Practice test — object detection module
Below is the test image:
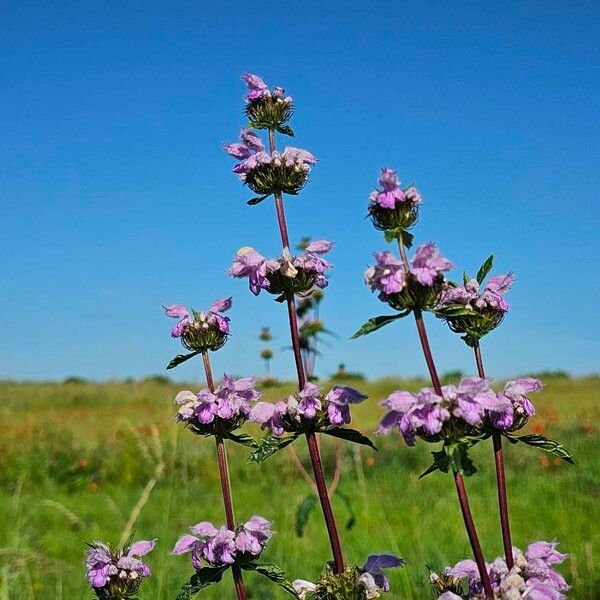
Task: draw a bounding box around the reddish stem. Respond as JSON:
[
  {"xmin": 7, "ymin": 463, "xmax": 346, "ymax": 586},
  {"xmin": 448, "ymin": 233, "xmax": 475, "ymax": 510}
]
[
  {"xmin": 266, "ymin": 129, "xmax": 346, "ymax": 574},
  {"xmin": 396, "ymin": 236, "xmax": 493, "ymax": 598},
  {"xmin": 202, "ymin": 352, "xmax": 247, "ymax": 600},
  {"xmin": 474, "ymin": 341, "xmax": 514, "ymax": 569}
]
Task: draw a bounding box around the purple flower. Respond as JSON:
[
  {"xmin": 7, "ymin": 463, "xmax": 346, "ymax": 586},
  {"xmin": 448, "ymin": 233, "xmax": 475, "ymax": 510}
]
[
  {"xmin": 242, "ymin": 73, "xmax": 269, "ymax": 101},
  {"xmin": 378, "ymin": 378, "xmax": 494, "ymax": 445},
  {"xmin": 163, "ymin": 298, "xmax": 232, "ymax": 339},
  {"xmin": 85, "ymin": 539, "xmax": 155, "ymax": 590},
  {"xmin": 228, "ymin": 247, "xmax": 274, "ymax": 295},
  {"xmin": 364, "ymin": 251, "xmax": 406, "ymax": 297},
  {"xmin": 369, "ymin": 168, "xmax": 422, "ymax": 209},
  {"xmin": 235, "ymin": 516, "xmax": 274, "ymax": 556},
  {"xmin": 297, "ymin": 382, "xmax": 322, "ymax": 419},
  {"xmin": 163, "ymin": 304, "xmax": 192, "ymax": 338},
  {"xmin": 490, "ymin": 377, "xmax": 542, "ymax": 429},
  {"xmin": 361, "ymin": 553, "xmax": 404, "ymax": 592},
  {"xmin": 249, "ymin": 401, "xmax": 288, "ymax": 436},
  {"xmin": 410, "ymin": 242, "xmax": 454, "ymax": 286},
  {"xmin": 325, "ymin": 386, "xmax": 367, "ymax": 425},
  {"xmin": 442, "ymin": 272, "xmax": 515, "ymax": 314},
  {"xmin": 204, "ymin": 526, "xmax": 236, "ymax": 565},
  {"xmin": 240, "ymin": 128, "xmax": 265, "ymax": 152},
  {"xmin": 86, "ymin": 543, "xmax": 116, "ymax": 588}
]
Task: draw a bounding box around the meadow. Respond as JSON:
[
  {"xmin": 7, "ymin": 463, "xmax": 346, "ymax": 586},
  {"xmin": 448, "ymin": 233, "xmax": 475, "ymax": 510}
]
[{"xmin": 0, "ymin": 374, "xmax": 597, "ymax": 599}]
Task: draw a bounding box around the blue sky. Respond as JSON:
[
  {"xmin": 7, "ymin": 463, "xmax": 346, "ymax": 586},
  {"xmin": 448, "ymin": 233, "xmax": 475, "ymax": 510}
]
[{"xmin": 2, "ymin": 1, "xmax": 599, "ymax": 382}]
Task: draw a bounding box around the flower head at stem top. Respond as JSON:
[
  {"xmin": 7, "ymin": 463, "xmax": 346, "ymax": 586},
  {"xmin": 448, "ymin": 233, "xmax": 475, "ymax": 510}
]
[
  {"xmin": 437, "ymin": 254, "xmax": 516, "ymax": 346},
  {"xmin": 224, "ymin": 128, "xmax": 317, "ymax": 201},
  {"xmin": 241, "ymin": 73, "xmax": 294, "ymax": 131},
  {"xmin": 174, "ymin": 375, "xmax": 261, "ymax": 437},
  {"xmin": 368, "ymin": 167, "xmax": 422, "ymax": 236},
  {"xmin": 172, "ymin": 516, "xmax": 274, "ymax": 570},
  {"xmin": 249, "ymin": 382, "xmax": 367, "ymax": 438},
  {"xmin": 364, "ymin": 243, "xmax": 453, "ymax": 312},
  {"xmin": 432, "ymin": 540, "xmax": 569, "ymax": 599},
  {"xmin": 85, "ymin": 539, "xmax": 156, "ymax": 598},
  {"xmin": 228, "ymin": 243, "xmax": 332, "ymax": 299},
  {"xmin": 163, "ymin": 298, "xmax": 232, "ymax": 358}
]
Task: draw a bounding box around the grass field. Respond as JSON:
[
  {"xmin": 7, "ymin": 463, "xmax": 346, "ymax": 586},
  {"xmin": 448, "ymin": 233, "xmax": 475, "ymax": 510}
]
[{"xmin": 0, "ymin": 374, "xmax": 597, "ymax": 599}]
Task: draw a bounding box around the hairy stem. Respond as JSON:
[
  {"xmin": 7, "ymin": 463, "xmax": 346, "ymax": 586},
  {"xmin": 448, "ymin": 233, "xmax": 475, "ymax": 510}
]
[
  {"xmin": 267, "ymin": 128, "xmax": 346, "ymax": 574},
  {"xmin": 202, "ymin": 352, "xmax": 247, "ymax": 600},
  {"xmin": 474, "ymin": 341, "xmax": 514, "ymax": 569},
  {"xmin": 396, "ymin": 236, "xmax": 493, "ymax": 598}
]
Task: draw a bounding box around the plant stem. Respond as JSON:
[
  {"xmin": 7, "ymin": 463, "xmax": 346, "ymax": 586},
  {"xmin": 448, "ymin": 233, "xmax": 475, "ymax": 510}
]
[
  {"xmin": 396, "ymin": 236, "xmax": 493, "ymax": 599},
  {"xmin": 267, "ymin": 129, "xmax": 346, "ymax": 574},
  {"xmin": 473, "ymin": 341, "xmax": 514, "ymax": 570},
  {"xmin": 202, "ymin": 352, "xmax": 247, "ymax": 600}
]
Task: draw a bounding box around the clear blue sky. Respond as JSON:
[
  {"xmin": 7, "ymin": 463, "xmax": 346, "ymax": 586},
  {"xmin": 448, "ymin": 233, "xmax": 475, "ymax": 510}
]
[{"xmin": 2, "ymin": 1, "xmax": 599, "ymax": 382}]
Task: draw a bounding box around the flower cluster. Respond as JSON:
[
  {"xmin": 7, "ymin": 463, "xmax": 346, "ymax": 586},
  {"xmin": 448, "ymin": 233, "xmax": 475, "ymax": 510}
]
[
  {"xmin": 163, "ymin": 298, "xmax": 232, "ymax": 354},
  {"xmin": 433, "ymin": 541, "xmax": 569, "ymax": 599},
  {"xmin": 439, "ymin": 273, "xmax": 516, "ymax": 344},
  {"xmin": 365, "ymin": 243, "xmax": 453, "ymax": 311},
  {"xmin": 368, "ymin": 168, "xmax": 422, "ymax": 233},
  {"xmin": 174, "ymin": 375, "xmax": 261, "ymax": 435},
  {"xmin": 229, "ymin": 242, "xmax": 332, "ymax": 298},
  {"xmin": 85, "ymin": 539, "xmax": 155, "ymax": 599},
  {"xmin": 172, "ymin": 516, "xmax": 274, "ymax": 569},
  {"xmin": 378, "ymin": 377, "xmax": 542, "ymax": 445},
  {"xmin": 378, "ymin": 377, "xmax": 496, "ymax": 445},
  {"xmin": 224, "ymin": 128, "xmax": 317, "ymax": 197},
  {"xmin": 250, "ymin": 382, "xmax": 367, "ymax": 437},
  {"xmin": 292, "ymin": 554, "xmax": 404, "ymax": 599},
  {"xmin": 485, "ymin": 378, "xmax": 540, "ymax": 432},
  {"xmin": 242, "ymin": 73, "xmax": 294, "ymax": 130}
]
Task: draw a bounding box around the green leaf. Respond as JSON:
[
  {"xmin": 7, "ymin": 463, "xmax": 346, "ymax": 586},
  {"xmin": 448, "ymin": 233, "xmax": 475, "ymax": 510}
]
[
  {"xmin": 246, "ymin": 562, "xmax": 300, "ymax": 597},
  {"xmin": 295, "ymin": 494, "xmax": 317, "ymax": 537},
  {"xmin": 463, "ymin": 271, "xmax": 470, "ymax": 285},
  {"xmin": 276, "ymin": 125, "xmax": 295, "ymax": 137},
  {"xmin": 419, "ymin": 448, "xmax": 450, "ymax": 478},
  {"xmin": 248, "ymin": 433, "xmax": 300, "ymax": 463},
  {"xmin": 476, "ymin": 255, "xmax": 494, "ymax": 284},
  {"xmin": 247, "ymin": 194, "xmax": 269, "ymax": 206},
  {"xmin": 175, "ymin": 566, "xmax": 228, "ymax": 600},
  {"xmin": 400, "ymin": 229, "xmax": 414, "ymax": 249},
  {"xmin": 322, "ymin": 427, "xmax": 377, "ymax": 451},
  {"xmin": 222, "ymin": 431, "xmax": 256, "ymax": 448},
  {"xmin": 503, "ymin": 433, "xmax": 575, "ymax": 464},
  {"xmin": 334, "ymin": 489, "xmax": 357, "ymax": 530},
  {"xmin": 167, "ymin": 351, "xmax": 200, "ymax": 370},
  {"xmin": 434, "ymin": 304, "xmax": 476, "ymax": 318},
  {"xmin": 350, "ymin": 312, "xmax": 409, "ymax": 339},
  {"xmin": 383, "ymin": 228, "xmax": 414, "ymax": 248}
]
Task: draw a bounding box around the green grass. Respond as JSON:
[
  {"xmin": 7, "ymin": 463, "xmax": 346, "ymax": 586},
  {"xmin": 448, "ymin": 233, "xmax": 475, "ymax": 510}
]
[{"xmin": 0, "ymin": 375, "xmax": 597, "ymax": 599}]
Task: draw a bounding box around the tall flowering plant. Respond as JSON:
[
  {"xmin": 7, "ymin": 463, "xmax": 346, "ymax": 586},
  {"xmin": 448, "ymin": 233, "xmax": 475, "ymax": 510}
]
[
  {"xmin": 435, "ymin": 255, "xmax": 574, "ymax": 572},
  {"xmin": 163, "ymin": 297, "xmax": 279, "ymax": 600},
  {"xmin": 225, "ymin": 73, "xmax": 402, "ymax": 597},
  {"xmin": 353, "ymin": 168, "xmax": 573, "ymax": 599}
]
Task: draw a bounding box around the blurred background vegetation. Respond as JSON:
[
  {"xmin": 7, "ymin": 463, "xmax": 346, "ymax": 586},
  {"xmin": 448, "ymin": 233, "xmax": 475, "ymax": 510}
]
[{"xmin": 0, "ymin": 374, "xmax": 597, "ymax": 598}]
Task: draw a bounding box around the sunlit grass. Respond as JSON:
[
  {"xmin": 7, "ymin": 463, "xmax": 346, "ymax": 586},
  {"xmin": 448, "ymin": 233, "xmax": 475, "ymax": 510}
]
[{"xmin": 0, "ymin": 375, "xmax": 597, "ymax": 598}]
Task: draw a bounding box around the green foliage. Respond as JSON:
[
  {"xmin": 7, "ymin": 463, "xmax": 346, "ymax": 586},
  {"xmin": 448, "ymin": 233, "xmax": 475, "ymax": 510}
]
[
  {"xmin": 248, "ymin": 433, "xmax": 301, "ymax": 463},
  {"xmin": 295, "ymin": 494, "xmax": 318, "ymax": 537},
  {"xmin": 503, "ymin": 432, "xmax": 575, "ymax": 464},
  {"xmin": 321, "ymin": 427, "xmax": 377, "ymax": 451},
  {"xmin": 176, "ymin": 566, "xmax": 228, "ymax": 599},
  {"xmin": 476, "ymin": 254, "xmax": 494, "ymax": 284},
  {"xmin": 0, "ymin": 378, "xmax": 596, "ymax": 599},
  {"xmin": 166, "ymin": 351, "xmax": 200, "ymax": 370},
  {"xmin": 350, "ymin": 313, "xmax": 409, "ymax": 339}
]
